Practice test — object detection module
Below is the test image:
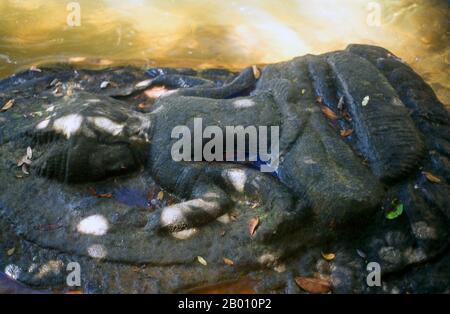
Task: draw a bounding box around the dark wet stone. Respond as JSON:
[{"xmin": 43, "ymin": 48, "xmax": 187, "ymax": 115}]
[{"xmin": 0, "ymin": 44, "xmax": 449, "ymax": 293}]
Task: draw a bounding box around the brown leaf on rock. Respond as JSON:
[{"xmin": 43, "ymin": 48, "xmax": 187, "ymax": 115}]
[
  {"xmin": 248, "ymin": 217, "xmax": 260, "ymax": 236},
  {"xmin": 88, "ymin": 187, "xmax": 113, "ymax": 198},
  {"xmin": 1, "ymin": 99, "xmax": 14, "ymax": 112},
  {"xmin": 342, "ymin": 110, "xmax": 352, "ymax": 121},
  {"xmin": 157, "ymin": 191, "xmax": 164, "ymax": 200},
  {"xmin": 295, "ymin": 276, "xmax": 332, "ymax": 294},
  {"xmin": 340, "ymin": 129, "xmax": 354, "ymax": 137},
  {"xmin": 223, "ymin": 257, "xmax": 234, "ymax": 266},
  {"xmin": 422, "ymin": 171, "xmax": 441, "ymax": 183},
  {"xmin": 321, "ymin": 106, "xmax": 339, "ymax": 121}
]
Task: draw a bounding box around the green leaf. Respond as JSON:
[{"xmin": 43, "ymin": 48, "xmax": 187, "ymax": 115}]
[{"xmin": 386, "ymin": 203, "xmax": 404, "ymax": 220}]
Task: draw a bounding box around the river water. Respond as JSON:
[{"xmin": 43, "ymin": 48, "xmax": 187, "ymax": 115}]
[{"xmin": 0, "ymin": 0, "xmax": 448, "ymax": 106}]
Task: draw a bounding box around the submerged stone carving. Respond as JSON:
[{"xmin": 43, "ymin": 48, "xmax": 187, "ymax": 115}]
[{"xmin": 0, "ymin": 45, "xmax": 448, "ymax": 293}]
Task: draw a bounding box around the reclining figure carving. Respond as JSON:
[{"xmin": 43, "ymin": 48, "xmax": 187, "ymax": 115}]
[{"xmin": 11, "ymin": 44, "xmax": 444, "ymax": 243}]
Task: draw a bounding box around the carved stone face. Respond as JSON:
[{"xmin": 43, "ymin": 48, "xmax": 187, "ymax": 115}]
[{"xmin": 31, "ymin": 92, "xmax": 151, "ymax": 182}]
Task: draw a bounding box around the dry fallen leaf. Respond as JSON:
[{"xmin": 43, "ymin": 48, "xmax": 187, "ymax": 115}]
[
  {"xmin": 295, "ymin": 276, "xmax": 332, "ymax": 294},
  {"xmin": 88, "ymin": 187, "xmax": 113, "ymax": 198},
  {"xmin": 137, "ymin": 103, "xmax": 146, "ymax": 109},
  {"xmin": 362, "ymin": 96, "xmax": 370, "ymax": 107},
  {"xmin": 252, "ymin": 65, "xmax": 261, "ymax": 79},
  {"xmin": 223, "ymin": 258, "xmax": 234, "ymax": 266},
  {"xmin": 422, "ymin": 171, "xmax": 441, "ymax": 183},
  {"xmin": 197, "ymin": 256, "xmax": 208, "ymax": 266},
  {"xmin": 248, "ymin": 217, "xmax": 260, "ymax": 236},
  {"xmin": 1, "ymin": 99, "xmax": 14, "ymax": 112},
  {"xmin": 321, "ymin": 106, "xmax": 339, "ymax": 121},
  {"xmin": 340, "ymin": 129, "xmax": 354, "ymax": 137},
  {"xmin": 157, "ymin": 191, "xmax": 164, "ymax": 200},
  {"xmin": 7, "ymin": 248, "xmax": 15, "ymax": 256},
  {"xmin": 342, "ymin": 110, "xmax": 352, "ymax": 122},
  {"xmin": 316, "ymin": 96, "xmax": 323, "ymax": 104},
  {"xmin": 321, "ymin": 252, "xmax": 336, "ymax": 261}
]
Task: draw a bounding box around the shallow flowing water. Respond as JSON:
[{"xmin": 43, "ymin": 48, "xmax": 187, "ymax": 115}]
[{"xmin": 0, "ymin": 0, "xmax": 448, "ymax": 105}]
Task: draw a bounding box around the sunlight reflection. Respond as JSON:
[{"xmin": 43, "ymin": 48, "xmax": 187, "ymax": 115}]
[
  {"xmin": 77, "ymin": 214, "xmax": 109, "ymax": 236},
  {"xmin": 88, "ymin": 116, "xmax": 124, "ymax": 136},
  {"xmin": 222, "ymin": 169, "xmax": 247, "ymax": 193},
  {"xmin": 53, "ymin": 114, "xmax": 83, "ymax": 139},
  {"xmin": 171, "ymin": 228, "xmax": 198, "ymax": 240}
]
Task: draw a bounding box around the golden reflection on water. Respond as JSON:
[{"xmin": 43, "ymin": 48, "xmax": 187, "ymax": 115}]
[{"xmin": 0, "ymin": 0, "xmax": 448, "ymax": 105}]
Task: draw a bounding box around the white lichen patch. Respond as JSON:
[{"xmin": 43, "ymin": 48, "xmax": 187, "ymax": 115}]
[{"xmin": 232, "ymin": 99, "xmax": 255, "ymax": 108}]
